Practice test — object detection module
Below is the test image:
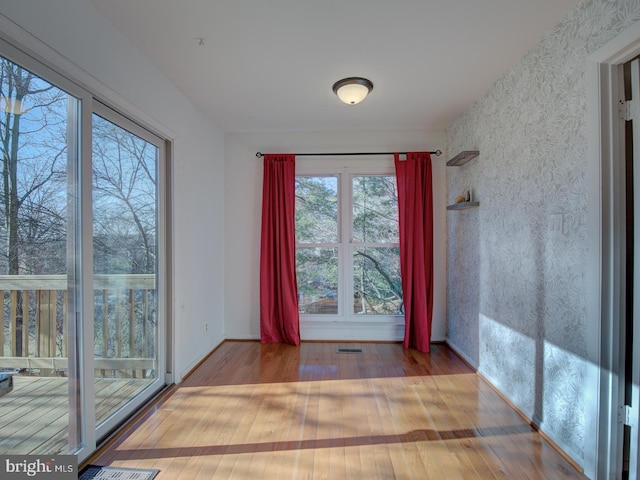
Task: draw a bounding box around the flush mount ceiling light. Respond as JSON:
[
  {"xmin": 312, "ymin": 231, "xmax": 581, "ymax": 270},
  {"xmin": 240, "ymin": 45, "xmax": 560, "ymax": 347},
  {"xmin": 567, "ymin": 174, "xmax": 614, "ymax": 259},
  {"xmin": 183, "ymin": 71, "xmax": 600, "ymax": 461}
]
[{"xmin": 332, "ymin": 77, "xmax": 373, "ymax": 105}]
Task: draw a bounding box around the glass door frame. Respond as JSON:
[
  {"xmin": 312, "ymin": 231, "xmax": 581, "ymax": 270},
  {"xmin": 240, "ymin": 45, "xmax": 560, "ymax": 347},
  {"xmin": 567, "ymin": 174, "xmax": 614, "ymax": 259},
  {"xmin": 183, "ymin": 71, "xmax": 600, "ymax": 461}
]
[
  {"xmin": 91, "ymin": 101, "xmax": 168, "ymax": 444},
  {"xmin": 0, "ymin": 34, "xmax": 171, "ymax": 464},
  {"xmin": 0, "ymin": 34, "xmax": 93, "ymax": 461}
]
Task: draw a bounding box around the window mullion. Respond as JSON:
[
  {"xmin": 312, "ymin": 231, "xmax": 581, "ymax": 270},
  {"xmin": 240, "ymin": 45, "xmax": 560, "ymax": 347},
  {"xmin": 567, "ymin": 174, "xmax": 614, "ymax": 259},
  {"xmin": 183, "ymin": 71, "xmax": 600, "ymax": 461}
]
[
  {"xmin": 352, "ymin": 242, "xmax": 399, "ymax": 248},
  {"xmin": 296, "ymin": 242, "xmax": 340, "ymax": 248},
  {"xmin": 342, "ymin": 172, "xmax": 354, "ymax": 319}
]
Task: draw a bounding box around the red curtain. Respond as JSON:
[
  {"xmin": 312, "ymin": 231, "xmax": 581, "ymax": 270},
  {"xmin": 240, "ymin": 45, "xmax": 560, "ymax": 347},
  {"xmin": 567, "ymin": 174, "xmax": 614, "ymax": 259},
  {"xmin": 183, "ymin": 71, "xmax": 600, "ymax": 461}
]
[
  {"xmin": 260, "ymin": 154, "xmax": 300, "ymax": 346},
  {"xmin": 394, "ymin": 152, "xmax": 434, "ymax": 353}
]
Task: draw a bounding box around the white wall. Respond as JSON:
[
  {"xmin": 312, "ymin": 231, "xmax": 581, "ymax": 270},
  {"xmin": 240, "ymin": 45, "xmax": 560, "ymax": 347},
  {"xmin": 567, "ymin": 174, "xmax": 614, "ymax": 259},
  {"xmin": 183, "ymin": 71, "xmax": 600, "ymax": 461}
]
[
  {"xmin": 225, "ymin": 130, "xmax": 447, "ymax": 342},
  {"xmin": 0, "ymin": 0, "xmax": 226, "ymax": 382}
]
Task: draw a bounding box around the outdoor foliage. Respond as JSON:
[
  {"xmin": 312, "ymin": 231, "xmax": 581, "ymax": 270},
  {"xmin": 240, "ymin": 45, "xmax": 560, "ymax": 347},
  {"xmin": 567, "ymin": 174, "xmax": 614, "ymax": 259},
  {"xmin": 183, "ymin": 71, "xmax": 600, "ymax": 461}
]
[
  {"xmin": 92, "ymin": 113, "xmax": 157, "ymax": 276},
  {"xmin": 0, "ymin": 56, "xmax": 158, "ymax": 368},
  {"xmin": 0, "ymin": 57, "xmax": 68, "ymax": 277},
  {"xmin": 295, "ymin": 174, "xmax": 403, "ymax": 316}
]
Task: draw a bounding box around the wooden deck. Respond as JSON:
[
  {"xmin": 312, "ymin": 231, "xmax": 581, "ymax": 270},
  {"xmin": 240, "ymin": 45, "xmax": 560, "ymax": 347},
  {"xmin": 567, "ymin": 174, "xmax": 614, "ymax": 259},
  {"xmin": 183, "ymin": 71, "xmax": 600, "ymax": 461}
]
[
  {"xmin": 93, "ymin": 342, "xmax": 586, "ymax": 479},
  {"xmin": 0, "ymin": 375, "xmax": 153, "ymax": 455}
]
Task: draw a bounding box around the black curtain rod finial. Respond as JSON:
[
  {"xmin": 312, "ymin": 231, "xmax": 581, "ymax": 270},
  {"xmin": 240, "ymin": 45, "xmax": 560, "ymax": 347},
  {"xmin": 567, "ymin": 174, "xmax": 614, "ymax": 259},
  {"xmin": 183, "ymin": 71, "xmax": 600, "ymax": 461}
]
[{"xmin": 256, "ymin": 150, "xmax": 441, "ymax": 158}]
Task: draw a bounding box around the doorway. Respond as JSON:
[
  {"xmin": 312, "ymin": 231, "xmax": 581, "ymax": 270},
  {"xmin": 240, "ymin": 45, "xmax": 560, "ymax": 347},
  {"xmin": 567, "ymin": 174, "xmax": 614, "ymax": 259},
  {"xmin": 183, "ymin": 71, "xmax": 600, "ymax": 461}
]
[
  {"xmin": 0, "ymin": 36, "xmax": 170, "ymax": 463},
  {"xmin": 587, "ymin": 23, "xmax": 640, "ymax": 480}
]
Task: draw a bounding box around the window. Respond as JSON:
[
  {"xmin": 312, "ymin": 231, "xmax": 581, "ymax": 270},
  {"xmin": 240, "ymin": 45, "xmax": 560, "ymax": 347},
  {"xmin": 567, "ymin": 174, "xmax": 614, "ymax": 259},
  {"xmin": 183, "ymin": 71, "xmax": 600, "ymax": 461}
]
[
  {"xmin": 295, "ymin": 171, "xmax": 402, "ymax": 320},
  {"xmin": 296, "ymin": 176, "xmax": 339, "ymax": 314},
  {"xmin": 351, "ymin": 176, "xmax": 402, "ymax": 315}
]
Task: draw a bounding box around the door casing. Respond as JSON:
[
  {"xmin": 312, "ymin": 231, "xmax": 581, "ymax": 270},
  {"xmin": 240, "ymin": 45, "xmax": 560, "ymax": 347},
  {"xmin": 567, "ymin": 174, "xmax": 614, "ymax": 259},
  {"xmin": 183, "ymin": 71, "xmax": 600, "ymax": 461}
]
[{"xmin": 587, "ymin": 19, "xmax": 640, "ymax": 480}]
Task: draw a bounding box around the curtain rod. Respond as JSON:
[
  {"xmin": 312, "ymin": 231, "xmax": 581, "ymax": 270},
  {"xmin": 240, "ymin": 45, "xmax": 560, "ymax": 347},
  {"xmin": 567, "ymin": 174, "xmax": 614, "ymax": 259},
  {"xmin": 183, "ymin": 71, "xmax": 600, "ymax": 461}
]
[{"xmin": 255, "ymin": 150, "xmax": 442, "ymax": 158}]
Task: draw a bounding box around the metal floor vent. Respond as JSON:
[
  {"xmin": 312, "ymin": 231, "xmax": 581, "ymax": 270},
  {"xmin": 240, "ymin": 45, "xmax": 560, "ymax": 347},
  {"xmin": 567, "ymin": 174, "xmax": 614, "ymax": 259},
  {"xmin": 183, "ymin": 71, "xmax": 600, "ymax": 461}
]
[{"xmin": 336, "ymin": 347, "xmax": 363, "ymax": 354}]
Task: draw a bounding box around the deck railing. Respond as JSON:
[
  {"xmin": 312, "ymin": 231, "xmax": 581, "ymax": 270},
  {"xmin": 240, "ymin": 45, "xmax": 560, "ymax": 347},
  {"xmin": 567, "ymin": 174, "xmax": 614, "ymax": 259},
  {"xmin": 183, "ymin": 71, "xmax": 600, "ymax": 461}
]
[{"xmin": 0, "ymin": 274, "xmax": 156, "ymax": 379}]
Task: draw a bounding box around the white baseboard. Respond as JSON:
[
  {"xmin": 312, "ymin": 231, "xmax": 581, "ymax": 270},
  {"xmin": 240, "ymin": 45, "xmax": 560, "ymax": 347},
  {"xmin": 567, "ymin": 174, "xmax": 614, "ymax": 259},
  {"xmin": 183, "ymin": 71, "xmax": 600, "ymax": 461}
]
[
  {"xmin": 445, "ymin": 339, "xmax": 583, "ymax": 472},
  {"xmin": 178, "ymin": 333, "xmax": 225, "ymax": 381},
  {"xmin": 445, "ymin": 338, "xmax": 479, "ymax": 370}
]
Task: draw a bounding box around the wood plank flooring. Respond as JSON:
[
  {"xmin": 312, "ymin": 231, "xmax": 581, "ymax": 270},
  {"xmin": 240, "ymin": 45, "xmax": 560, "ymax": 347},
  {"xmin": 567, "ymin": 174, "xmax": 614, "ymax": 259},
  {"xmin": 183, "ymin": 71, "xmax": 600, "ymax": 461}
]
[
  {"xmin": 93, "ymin": 342, "xmax": 586, "ymax": 479},
  {"xmin": 0, "ymin": 375, "xmax": 152, "ymax": 455}
]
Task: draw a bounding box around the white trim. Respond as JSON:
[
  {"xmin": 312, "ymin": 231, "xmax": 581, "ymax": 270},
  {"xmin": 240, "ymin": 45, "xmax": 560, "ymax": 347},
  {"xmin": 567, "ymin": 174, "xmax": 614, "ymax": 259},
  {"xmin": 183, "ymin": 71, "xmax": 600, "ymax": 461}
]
[
  {"xmin": 178, "ymin": 333, "xmax": 225, "ymax": 382},
  {"xmin": 586, "ymin": 17, "xmax": 640, "ymax": 480},
  {"xmin": 296, "ymin": 166, "xmax": 402, "ymax": 337},
  {"xmin": 79, "ymin": 85, "xmax": 96, "ymax": 463},
  {"xmin": 0, "ymin": 13, "xmax": 178, "ymax": 142},
  {"xmin": 631, "ymin": 58, "xmax": 640, "ymax": 480},
  {"xmin": 166, "ymin": 141, "xmax": 176, "ymax": 385},
  {"xmin": 301, "ymin": 320, "xmax": 404, "ymax": 341},
  {"xmin": 295, "ymin": 158, "xmax": 395, "ymax": 176},
  {"xmin": 447, "ymin": 338, "xmax": 584, "ymax": 470},
  {"xmin": 445, "ymin": 338, "xmax": 478, "ymax": 370}
]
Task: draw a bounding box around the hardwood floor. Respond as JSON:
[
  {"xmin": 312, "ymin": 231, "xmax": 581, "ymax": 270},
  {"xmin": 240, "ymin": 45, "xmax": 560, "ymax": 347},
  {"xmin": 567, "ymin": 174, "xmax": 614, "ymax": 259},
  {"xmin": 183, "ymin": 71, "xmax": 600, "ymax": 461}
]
[
  {"xmin": 93, "ymin": 341, "xmax": 586, "ymax": 479},
  {"xmin": 0, "ymin": 376, "xmax": 152, "ymax": 455}
]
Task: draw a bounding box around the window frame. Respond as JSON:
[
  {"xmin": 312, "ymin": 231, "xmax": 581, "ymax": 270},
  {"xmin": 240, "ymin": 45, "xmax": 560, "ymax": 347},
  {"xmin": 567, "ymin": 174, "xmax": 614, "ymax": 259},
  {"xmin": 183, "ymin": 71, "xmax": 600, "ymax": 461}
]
[
  {"xmin": 349, "ymin": 174, "xmax": 402, "ymax": 317},
  {"xmin": 295, "ymin": 159, "xmax": 404, "ymax": 329}
]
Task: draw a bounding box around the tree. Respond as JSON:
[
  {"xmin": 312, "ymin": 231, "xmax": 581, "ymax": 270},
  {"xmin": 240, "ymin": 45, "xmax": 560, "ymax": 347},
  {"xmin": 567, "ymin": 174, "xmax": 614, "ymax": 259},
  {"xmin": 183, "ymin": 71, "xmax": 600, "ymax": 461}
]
[
  {"xmin": 0, "ymin": 58, "xmax": 68, "ymax": 354},
  {"xmin": 352, "ymin": 176, "xmax": 402, "ymax": 314},
  {"xmin": 92, "ymin": 114, "xmax": 157, "ymax": 275},
  {"xmin": 0, "ymin": 55, "xmax": 159, "ymax": 367},
  {"xmin": 294, "ymin": 174, "xmax": 403, "ymax": 315},
  {"xmin": 92, "ymin": 114, "xmax": 158, "ymax": 364},
  {"xmin": 295, "ymin": 176, "xmax": 339, "ymax": 312}
]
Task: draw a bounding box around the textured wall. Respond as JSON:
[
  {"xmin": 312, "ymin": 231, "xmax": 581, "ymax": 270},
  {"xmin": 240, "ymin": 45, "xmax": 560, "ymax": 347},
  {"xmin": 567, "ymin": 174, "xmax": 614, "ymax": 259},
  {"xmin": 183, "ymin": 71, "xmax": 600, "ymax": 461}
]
[{"xmin": 446, "ymin": 0, "xmax": 640, "ymax": 463}]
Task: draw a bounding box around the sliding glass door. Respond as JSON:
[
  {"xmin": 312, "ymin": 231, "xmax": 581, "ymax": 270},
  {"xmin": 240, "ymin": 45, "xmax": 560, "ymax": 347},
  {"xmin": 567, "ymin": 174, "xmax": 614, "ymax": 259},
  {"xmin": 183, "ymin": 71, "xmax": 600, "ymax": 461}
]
[
  {"xmin": 0, "ymin": 38, "xmax": 169, "ymax": 461},
  {"xmin": 92, "ymin": 105, "xmax": 166, "ymax": 438},
  {"xmin": 0, "ymin": 51, "xmax": 83, "ymax": 455}
]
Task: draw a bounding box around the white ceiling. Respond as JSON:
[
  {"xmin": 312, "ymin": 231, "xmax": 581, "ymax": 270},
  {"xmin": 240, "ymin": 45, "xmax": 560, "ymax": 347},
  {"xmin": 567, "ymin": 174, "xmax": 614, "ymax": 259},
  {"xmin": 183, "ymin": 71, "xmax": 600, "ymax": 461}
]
[{"xmin": 91, "ymin": 0, "xmax": 580, "ymax": 134}]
